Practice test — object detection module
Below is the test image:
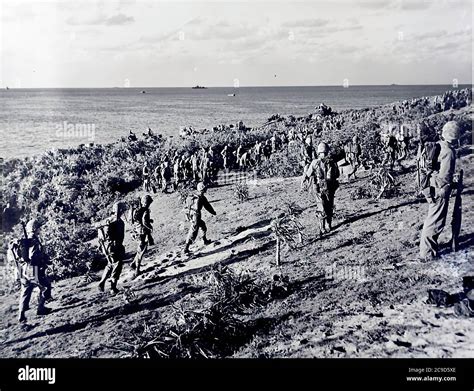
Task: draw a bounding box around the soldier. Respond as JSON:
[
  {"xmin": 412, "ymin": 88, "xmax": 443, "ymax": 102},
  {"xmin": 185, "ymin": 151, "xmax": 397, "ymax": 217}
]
[
  {"xmin": 142, "ymin": 162, "xmax": 151, "ymax": 192},
  {"xmin": 97, "ymin": 202, "xmax": 126, "ymax": 294},
  {"xmin": 191, "ymin": 152, "xmax": 199, "ymax": 181},
  {"xmin": 344, "ymin": 135, "xmax": 362, "ymax": 181},
  {"xmin": 416, "ymin": 122, "xmax": 440, "ymax": 202},
  {"xmin": 302, "ymin": 142, "xmax": 340, "ymax": 234},
  {"xmin": 419, "ymin": 121, "xmax": 460, "ymax": 261},
  {"xmin": 130, "ymin": 194, "xmax": 154, "ymax": 276},
  {"xmin": 271, "ymin": 133, "xmax": 278, "ymax": 153},
  {"xmin": 221, "ymin": 145, "xmax": 230, "ymax": 170},
  {"xmin": 301, "ymin": 135, "xmax": 314, "ymax": 174},
  {"xmin": 254, "ymin": 141, "xmax": 262, "ymax": 165},
  {"xmin": 183, "ymin": 182, "xmax": 216, "ymax": 254},
  {"xmin": 235, "ymin": 143, "xmax": 243, "ymax": 166},
  {"xmin": 173, "ymin": 156, "xmax": 181, "ymax": 191},
  {"xmin": 153, "ymin": 163, "xmax": 162, "ymax": 190},
  {"xmin": 14, "ymin": 219, "xmax": 52, "ymax": 323},
  {"xmin": 381, "ymin": 129, "xmax": 398, "ymax": 170},
  {"xmin": 263, "ymin": 140, "xmax": 272, "ymax": 160},
  {"xmin": 239, "ymin": 150, "xmax": 250, "ymax": 169},
  {"xmin": 161, "ymin": 160, "xmax": 172, "ymax": 193}
]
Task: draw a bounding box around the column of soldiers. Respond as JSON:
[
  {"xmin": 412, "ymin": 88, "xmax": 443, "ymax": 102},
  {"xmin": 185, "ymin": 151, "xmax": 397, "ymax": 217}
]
[
  {"xmin": 9, "ymin": 118, "xmax": 464, "ymax": 324},
  {"xmin": 139, "ymin": 133, "xmax": 288, "ymax": 192}
]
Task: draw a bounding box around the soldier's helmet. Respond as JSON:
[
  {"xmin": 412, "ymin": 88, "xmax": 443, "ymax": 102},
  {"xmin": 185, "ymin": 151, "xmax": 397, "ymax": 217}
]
[
  {"xmin": 112, "ymin": 202, "xmax": 126, "ymax": 215},
  {"xmin": 317, "ymin": 142, "xmax": 329, "ymax": 154},
  {"xmin": 305, "ymin": 136, "xmax": 312, "ymax": 144},
  {"xmin": 197, "ymin": 182, "xmax": 206, "ymax": 192},
  {"xmin": 26, "ymin": 218, "xmax": 42, "ymax": 233},
  {"xmin": 441, "ymin": 121, "xmax": 460, "ymax": 143},
  {"xmin": 141, "ymin": 194, "xmax": 153, "ymax": 206}
]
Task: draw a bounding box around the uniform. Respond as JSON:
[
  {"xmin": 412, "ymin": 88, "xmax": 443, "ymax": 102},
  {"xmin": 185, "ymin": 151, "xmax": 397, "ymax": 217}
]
[
  {"xmin": 17, "ymin": 234, "xmax": 52, "ymax": 322},
  {"xmin": 344, "ymin": 139, "xmax": 361, "ymax": 179},
  {"xmin": 142, "ymin": 164, "xmax": 151, "ymax": 192},
  {"xmin": 184, "ymin": 186, "xmax": 216, "ymax": 252},
  {"xmin": 305, "ymin": 156, "xmax": 340, "ymax": 232},
  {"xmin": 98, "ymin": 217, "xmax": 125, "ymax": 293},
  {"xmin": 419, "ymin": 139, "xmax": 456, "ymax": 258},
  {"xmin": 131, "ymin": 196, "xmax": 153, "ymax": 275}
]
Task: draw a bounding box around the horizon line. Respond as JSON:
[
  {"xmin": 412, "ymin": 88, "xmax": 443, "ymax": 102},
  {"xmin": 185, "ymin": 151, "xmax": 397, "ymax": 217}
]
[{"xmin": 2, "ymin": 83, "xmax": 472, "ymax": 90}]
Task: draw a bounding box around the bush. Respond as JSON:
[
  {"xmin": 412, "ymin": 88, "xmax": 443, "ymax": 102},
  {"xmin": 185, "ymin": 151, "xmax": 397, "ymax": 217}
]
[
  {"xmin": 233, "ymin": 183, "xmax": 249, "ymax": 202},
  {"xmin": 257, "ymin": 149, "xmax": 302, "ymax": 179}
]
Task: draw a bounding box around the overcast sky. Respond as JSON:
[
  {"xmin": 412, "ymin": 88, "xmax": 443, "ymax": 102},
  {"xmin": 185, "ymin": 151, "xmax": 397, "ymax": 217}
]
[{"xmin": 1, "ymin": 0, "xmax": 472, "ymax": 87}]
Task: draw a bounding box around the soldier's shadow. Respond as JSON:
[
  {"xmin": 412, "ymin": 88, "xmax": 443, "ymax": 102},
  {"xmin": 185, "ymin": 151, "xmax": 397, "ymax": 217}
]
[
  {"xmin": 438, "ymin": 232, "xmax": 474, "ymax": 255},
  {"xmin": 331, "ymin": 199, "xmax": 422, "ymax": 230},
  {"xmin": 5, "ymin": 285, "xmax": 203, "ymax": 346}
]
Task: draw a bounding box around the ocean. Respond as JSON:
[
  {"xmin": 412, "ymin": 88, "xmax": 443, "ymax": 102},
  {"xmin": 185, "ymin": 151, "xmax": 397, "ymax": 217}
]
[{"xmin": 0, "ymin": 85, "xmax": 468, "ymax": 159}]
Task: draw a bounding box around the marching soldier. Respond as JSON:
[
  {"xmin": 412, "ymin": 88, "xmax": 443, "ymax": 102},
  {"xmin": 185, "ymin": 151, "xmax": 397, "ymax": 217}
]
[
  {"xmin": 183, "ymin": 182, "xmax": 216, "ymax": 254},
  {"xmin": 12, "ymin": 219, "xmax": 52, "ymax": 323},
  {"xmin": 381, "ymin": 128, "xmax": 398, "ymax": 170},
  {"xmin": 131, "ymin": 194, "xmax": 154, "ymax": 276},
  {"xmin": 96, "ymin": 202, "xmax": 126, "ymax": 294},
  {"xmin": 419, "ymin": 121, "xmax": 460, "ymax": 261},
  {"xmin": 221, "ymin": 145, "xmax": 231, "ymax": 170},
  {"xmin": 161, "ymin": 159, "xmax": 172, "ymax": 193},
  {"xmin": 301, "ymin": 135, "xmax": 314, "ymax": 174},
  {"xmin": 302, "ymin": 142, "xmax": 340, "ymax": 234},
  {"xmin": 344, "ymin": 135, "xmax": 362, "ymax": 181},
  {"xmin": 142, "ymin": 162, "xmax": 151, "ymax": 192}
]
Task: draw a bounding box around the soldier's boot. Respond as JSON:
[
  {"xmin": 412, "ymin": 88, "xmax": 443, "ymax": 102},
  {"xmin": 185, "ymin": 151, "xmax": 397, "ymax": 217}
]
[
  {"xmin": 319, "ymin": 218, "xmax": 328, "ymax": 235},
  {"xmin": 134, "ymin": 265, "xmax": 141, "ymax": 277},
  {"xmin": 37, "ymin": 306, "xmax": 52, "ymax": 316},
  {"xmin": 183, "ymin": 242, "xmax": 191, "ymax": 255},
  {"xmin": 98, "ymin": 280, "xmax": 106, "ymax": 292},
  {"xmin": 202, "ymin": 235, "xmax": 211, "ymax": 246},
  {"xmin": 18, "ymin": 312, "xmax": 27, "ymax": 323},
  {"xmin": 110, "ymin": 281, "xmax": 120, "ymax": 295}
]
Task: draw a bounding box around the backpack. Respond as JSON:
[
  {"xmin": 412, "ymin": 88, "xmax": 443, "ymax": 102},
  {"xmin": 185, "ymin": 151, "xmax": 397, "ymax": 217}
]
[
  {"xmin": 7, "ymin": 238, "xmax": 40, "ymax": 282},
  {"xmin": 131, "ymin": 206, "xmax": 147, "ymax": 234},
  {"xmin": 184, "ymin": 193, "xmax": 200, "ymax": 221},
  {"xmin": 326, "ymin": 159, "xmax": 340, "ymax": 182},
  {"xmin": 420, "ymin": 141, "xmax": 441, "ymax": 190}
]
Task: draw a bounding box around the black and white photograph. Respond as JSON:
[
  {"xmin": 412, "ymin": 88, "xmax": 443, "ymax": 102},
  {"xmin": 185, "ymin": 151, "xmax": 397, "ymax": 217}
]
[{"xmin": 0, "ymin": 0, "xmax": 472, "ymax": 388}]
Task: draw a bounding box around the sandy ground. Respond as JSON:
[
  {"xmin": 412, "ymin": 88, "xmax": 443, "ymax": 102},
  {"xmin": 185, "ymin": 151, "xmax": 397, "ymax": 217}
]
[{"xmin": 0, "ymin": 155, "xmax": 473, "ymax": 358}]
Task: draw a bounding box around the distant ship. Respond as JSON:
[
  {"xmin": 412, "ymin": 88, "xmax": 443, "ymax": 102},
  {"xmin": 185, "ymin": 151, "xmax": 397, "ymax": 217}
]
[
  {"xmin": 141, "ymin": 90, "xmax": 146, "ymax": 93},
  {"xmin": 390, "ymin": 84, "xmax": 398, "ymax": 86},
  {"xmin": 192, "ymin": 85, "xmax": 207, "ymax": 89},
  {"xmin": 227, "ymin": 93, "xmax": 236, "ymax": 97}
]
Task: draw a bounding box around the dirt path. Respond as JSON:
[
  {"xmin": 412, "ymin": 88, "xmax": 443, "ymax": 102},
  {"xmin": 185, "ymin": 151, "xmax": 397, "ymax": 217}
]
[{"xmin": 0, "ymin": 156, "xmax": 473, "ymax": 358}]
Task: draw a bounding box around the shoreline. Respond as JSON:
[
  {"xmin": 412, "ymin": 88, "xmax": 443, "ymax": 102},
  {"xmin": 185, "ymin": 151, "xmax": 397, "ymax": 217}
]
[
  {"xmin": 1, "ymin": 86, "xmax": 471, "ymax": 164},
  {"xmin": 0, "ymin": 87, "xmax": 471, "ymax": 282}
]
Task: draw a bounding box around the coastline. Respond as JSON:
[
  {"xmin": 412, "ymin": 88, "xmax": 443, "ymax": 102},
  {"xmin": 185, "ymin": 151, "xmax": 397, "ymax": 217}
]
[
  {"xmin": 1, "ymin": 87, "xmax": 471, "ymax": 277},
  {"xmin": 0, "ymin": 87, "xmax": 472, "ymax": 359}
]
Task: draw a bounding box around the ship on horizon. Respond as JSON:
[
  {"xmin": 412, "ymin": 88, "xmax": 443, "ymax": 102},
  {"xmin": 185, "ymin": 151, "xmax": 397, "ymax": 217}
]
[{"xmin": 192, "ymin": 85, "xmax": 207, "ymax": 89}]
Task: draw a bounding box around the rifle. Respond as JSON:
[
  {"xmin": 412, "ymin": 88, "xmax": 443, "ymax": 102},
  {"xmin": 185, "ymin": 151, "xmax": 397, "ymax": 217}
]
[
  {"xmin": 19, "ymin": 221, "xmax": 42, "ymax": 283},
  {"xmin": 450, "ymin": 169, "xmax": 463, "ymax": 252},
  {"xmin": 97, "ymin": 224, "xmax": 115, "ymax": 265}
]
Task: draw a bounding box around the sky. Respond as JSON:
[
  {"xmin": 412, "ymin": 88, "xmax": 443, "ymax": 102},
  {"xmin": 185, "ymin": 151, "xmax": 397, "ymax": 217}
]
[{"xmin": 0, "ymin": 0, "xmax": 472, "ymax": 87}]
